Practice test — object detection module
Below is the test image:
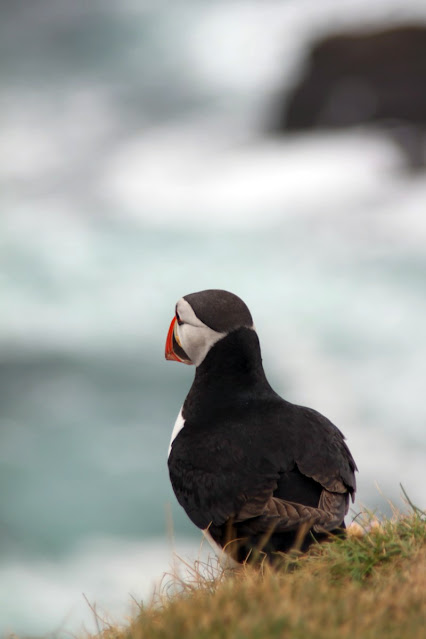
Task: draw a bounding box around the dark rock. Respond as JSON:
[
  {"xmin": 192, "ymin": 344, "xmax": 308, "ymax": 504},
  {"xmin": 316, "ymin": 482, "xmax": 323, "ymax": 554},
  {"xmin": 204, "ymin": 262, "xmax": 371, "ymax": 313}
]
[{"xmin": 271, "ymin": 25, "xmax": 426, "ymax": 169}]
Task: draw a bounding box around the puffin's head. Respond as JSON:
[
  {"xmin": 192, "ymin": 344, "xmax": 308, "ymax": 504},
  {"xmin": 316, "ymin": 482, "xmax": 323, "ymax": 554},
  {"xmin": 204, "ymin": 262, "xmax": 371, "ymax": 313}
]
[{"xmin": 165, "ymin": 289, "xmax": 254, "ymax": 367}]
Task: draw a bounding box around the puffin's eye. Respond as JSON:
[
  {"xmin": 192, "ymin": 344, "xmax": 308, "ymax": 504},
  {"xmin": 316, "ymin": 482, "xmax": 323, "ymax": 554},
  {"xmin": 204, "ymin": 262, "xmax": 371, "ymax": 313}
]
[{"xmin": 176, "ymin": 311, "xmax": 183, "ymax": 326}]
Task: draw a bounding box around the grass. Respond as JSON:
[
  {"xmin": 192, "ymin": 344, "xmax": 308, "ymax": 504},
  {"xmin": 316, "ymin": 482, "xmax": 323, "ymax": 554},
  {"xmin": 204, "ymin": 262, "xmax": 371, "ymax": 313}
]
[{"xmin": 90, "ymin": 500, "xmax": 425, "ymax": 639}]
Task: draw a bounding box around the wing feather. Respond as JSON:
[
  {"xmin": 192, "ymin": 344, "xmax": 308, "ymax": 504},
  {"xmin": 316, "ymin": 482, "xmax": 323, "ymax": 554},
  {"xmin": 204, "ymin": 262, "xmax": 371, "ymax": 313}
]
[
  {"xmin": 294, "ymin": 407, "xmax": 357, "ymax": 500},
  {"xmin": 169, "ymin": 401, "xmax": 357, "ymax": 533}
]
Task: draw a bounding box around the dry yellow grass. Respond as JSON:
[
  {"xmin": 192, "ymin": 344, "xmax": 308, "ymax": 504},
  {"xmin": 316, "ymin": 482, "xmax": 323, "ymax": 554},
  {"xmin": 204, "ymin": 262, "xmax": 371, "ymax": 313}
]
[{"xmin": 92, "ymin": 507, "xmax": 425, "ymax": 639}]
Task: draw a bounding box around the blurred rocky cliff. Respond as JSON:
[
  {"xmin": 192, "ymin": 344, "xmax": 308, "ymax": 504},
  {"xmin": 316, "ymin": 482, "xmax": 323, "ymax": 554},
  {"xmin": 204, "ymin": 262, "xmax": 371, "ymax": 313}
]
[{"xmin": 271, "ymin": 25, "xmax": 426, "ymax": 170}]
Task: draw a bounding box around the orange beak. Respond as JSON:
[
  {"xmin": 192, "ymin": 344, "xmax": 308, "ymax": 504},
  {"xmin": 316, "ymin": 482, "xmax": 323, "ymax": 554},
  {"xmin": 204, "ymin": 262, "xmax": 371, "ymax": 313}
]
[{"xmin": 165, "ymin": 317, "xmax": 193, "ymax": 364}]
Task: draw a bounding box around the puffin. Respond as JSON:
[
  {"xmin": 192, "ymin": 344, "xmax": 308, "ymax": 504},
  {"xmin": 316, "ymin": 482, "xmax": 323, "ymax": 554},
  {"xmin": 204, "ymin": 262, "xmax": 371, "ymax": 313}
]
[{"xmin": 165, "ymin": 289, "xmax": 357, "ymax": 562}]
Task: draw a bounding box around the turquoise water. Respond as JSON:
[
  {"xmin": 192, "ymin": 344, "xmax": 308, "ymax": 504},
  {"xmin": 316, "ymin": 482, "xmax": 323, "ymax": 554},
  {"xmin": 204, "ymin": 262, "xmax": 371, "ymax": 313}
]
[{"xmin": 1, "ymin": 1, "xmax": 426, "ymax": 635}]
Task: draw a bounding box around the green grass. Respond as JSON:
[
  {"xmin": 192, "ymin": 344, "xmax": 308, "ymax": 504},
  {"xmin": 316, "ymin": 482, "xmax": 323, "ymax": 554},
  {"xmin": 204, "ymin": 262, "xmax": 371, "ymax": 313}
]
[{"xmin": 91, "ymin": 504, "xmax": 425, "ymax": 639}]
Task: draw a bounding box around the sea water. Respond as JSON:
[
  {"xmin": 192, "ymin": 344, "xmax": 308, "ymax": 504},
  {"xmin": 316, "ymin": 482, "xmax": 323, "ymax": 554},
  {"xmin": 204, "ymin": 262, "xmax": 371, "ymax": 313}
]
[{"xmin": 1, "ymin": 1, "xmax": 426, "ymax": 635}]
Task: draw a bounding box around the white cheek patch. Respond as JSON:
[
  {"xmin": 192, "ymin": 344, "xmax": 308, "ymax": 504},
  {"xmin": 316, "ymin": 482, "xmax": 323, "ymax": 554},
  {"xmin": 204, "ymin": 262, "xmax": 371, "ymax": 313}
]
[
  {"xmin": 175, "ymin": 298, "xmax": 226, "ymax": 367},
  {"xmin": 168, "ymin": 408, "xmax": 185, "ymax": 458},
  {"xmin": 176, "ymin": 298, "xmax": 205, "ymax": 327},
  {"xmin": 179, "ymin": 323, "xmax": 225, "ymax": 367}
]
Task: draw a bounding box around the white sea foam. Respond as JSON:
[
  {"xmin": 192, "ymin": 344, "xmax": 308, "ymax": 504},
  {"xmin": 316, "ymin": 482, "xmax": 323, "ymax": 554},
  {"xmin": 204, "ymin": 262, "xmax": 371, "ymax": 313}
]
[
  {"xmin": 1, "ymin": 2, "xmax": 426, "ymax": 636},
  {"xmin": 0, "ymin": 536, "xmax": 207, "ymax": 637}
]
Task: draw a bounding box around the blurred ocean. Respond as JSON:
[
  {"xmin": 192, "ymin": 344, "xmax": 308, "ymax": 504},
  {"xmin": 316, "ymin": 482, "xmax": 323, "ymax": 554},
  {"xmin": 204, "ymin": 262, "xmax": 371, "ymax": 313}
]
[{"xmin": 1, "ymin": 0, "xmax": 426, "ymax": 635}]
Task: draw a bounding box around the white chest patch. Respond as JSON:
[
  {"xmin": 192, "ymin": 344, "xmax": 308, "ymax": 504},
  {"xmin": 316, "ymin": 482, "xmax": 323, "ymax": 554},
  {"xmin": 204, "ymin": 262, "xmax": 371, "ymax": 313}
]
[
  {"xmin": 168, "ymin": 408, "xmax": 185, "ymax": 457},
  {"xmin": 202, "ymin": 529, "xmax": 240, "ymax": 569}
]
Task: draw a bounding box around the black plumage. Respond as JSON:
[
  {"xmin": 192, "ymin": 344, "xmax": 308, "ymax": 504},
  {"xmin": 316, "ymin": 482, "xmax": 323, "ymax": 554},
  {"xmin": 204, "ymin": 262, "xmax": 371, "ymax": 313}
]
[{"xmin": 166, "ymin": 291, "xmax": 357, "ymax": 562}]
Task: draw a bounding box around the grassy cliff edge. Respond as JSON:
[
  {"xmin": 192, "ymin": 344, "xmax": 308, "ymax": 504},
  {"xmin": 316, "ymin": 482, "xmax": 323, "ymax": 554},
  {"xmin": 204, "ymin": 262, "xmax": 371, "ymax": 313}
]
[{"xmin": 92, "ymin": 506, "xmax": 425, "ymax": 639}]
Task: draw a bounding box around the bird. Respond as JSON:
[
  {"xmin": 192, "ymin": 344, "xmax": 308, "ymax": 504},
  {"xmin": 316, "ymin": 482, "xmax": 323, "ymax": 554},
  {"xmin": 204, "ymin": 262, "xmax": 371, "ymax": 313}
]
[{"xmin": 165, "ymin": 289, "xmax": 357, "ymax": 563}]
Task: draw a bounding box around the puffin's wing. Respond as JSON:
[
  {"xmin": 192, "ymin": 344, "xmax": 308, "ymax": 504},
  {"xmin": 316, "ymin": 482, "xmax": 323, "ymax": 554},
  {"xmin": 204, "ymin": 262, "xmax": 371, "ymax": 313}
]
[
  {"xmin": 168, "ymin": 427, "xmax": 281, "ymax": 530},
  {"xmin": 289, "ymin": 406, "xmax": 357, "ymax": 529},
  {"xmin": 169, "ymin": 405, "xmax": 356, "ymax": 534},
  {"xmin": 294, "ymin": 407, "xmax": 357, "ymax": 497},
  {"xmin": 237, "ymin": 495, "xmax": 344, "ymax": 535}
]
